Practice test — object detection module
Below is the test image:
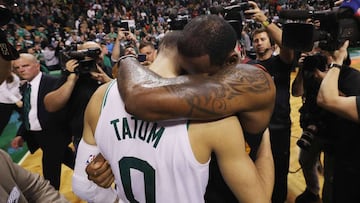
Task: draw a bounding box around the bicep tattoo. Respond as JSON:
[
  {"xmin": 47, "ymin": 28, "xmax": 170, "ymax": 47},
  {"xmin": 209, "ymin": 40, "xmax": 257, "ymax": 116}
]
[{"xmin": 163, "ymin": 65, "xmax": 273, "ymax": 118}]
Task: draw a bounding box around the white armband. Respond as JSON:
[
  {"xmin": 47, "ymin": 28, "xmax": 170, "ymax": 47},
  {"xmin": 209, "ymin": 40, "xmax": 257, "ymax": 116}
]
[{"xmin": 72, "ymin": 139, "xmax": 118, "ymax": 203}]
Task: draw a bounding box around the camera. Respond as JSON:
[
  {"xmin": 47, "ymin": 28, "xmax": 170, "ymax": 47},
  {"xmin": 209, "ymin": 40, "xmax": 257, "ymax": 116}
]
[
  {"xmin": 297, "ymin": 106, "xmax": 330, "ymax": 150},
  {"xmin": 302, "ymin": 53, "xmax": 328, "ymax": 72},
  {"xmin": 60, "ymin": 46, "xmax": 101, "ymax": 75},
  {"xmin": 169, "ymin": 18, "xmax": 188, "ymax": 30},
  {"xmin": 137, "ymin": 54, "xmax": 146, "ymax": 62},
  {"xmin": 297, "ymin": 125, "xmax": 318, "ymax": 150},
  {"xmin": 296, "ymin": 53, "xmax": 337, "ymax": 150},
  {"xmin": 0, "ymin": 5, "xmax": 12, "ymax": 27},
  {"xmin": 280, "ymin": 1, "xmax": 360, "ymax": 51},
  {"xmin": 168, "ymin": 14, "xmax": 190, "ymax": 30},
  {"xmin": 0, "ymin": 1, "xmax": 19, "ymax": 61},
  {"xmin": 112, "ymin": 20, "xmax": 129, "ymax": 31},
  {"xmin": 211, "ymin": 0, "xmax": 252, "ymax": 40}
]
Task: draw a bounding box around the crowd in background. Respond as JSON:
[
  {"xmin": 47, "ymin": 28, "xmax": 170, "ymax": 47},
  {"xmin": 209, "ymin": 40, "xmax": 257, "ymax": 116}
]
[
  {"xmin": 3, "ymin": 0, "xmax": 357, "ymax": 203},
  {"xmin": 3, "ymin": 0, "xmax": 324, "ymax": 72}
]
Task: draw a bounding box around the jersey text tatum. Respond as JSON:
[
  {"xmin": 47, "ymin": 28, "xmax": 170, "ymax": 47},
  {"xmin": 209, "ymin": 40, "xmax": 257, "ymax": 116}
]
[{"xmin": 110, "ymin": 117, "xmax": 165, "ymax": 148}]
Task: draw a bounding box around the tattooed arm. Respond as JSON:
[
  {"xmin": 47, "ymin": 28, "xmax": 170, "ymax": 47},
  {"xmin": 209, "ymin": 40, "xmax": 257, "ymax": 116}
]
[{"xmin": 117, "ymin": 58, "xmax": 275, "ymax": 134}]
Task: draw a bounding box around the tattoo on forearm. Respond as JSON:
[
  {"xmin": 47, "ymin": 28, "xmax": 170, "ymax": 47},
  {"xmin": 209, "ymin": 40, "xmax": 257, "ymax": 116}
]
[{"xmin": 165, "ymin": 66, "xmax": 272, "ymax": 117}]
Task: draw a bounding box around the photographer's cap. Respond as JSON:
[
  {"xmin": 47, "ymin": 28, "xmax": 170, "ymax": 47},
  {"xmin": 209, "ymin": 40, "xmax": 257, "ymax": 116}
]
[{"xmin": 0, "ymin": 29, "xmax": 19, "ymax": 61}]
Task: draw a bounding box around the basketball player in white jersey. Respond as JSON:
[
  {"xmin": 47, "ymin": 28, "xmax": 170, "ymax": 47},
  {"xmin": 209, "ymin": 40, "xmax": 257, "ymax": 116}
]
[{"xmin": 72, "ymin": 31, "xmax": 274, "ymax": 203}]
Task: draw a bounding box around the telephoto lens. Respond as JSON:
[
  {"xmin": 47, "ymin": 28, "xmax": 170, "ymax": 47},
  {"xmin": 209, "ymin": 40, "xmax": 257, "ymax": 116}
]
[{"xmin": 296, "ymin": 125, "xmax": 318, "ymax": 150}]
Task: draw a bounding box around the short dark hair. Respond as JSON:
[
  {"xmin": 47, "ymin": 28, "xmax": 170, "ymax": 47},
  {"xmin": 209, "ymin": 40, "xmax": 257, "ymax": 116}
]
[
  {"xmin": 252, "ymin": 28, "xmax": 268, "ymax": 38},
  {"xmin": 157, "ymin": 31, "xmax": 182, "ymax": 54},
  {"xmin": 139, "ymin": 41, "xmax": 155, "ymax": 51},
  {"xmin": 177, "ymin": 15, "xmax": 237, "ymax": 66},
  {"xmin": 252, "ymin": 28, "xmax": 274, "ymax": 45}
]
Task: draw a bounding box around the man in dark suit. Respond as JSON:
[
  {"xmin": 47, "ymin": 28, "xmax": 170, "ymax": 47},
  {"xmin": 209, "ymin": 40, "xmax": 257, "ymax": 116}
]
[{"xmin": 11, "ymin": 53, "xmax": 74, "ymax": 190}]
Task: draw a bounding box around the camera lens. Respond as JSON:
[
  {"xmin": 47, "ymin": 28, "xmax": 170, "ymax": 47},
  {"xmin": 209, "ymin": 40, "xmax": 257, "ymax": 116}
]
[{"xmin": 296, "ymin": 130, "xmax": 315, "ymax": 150}]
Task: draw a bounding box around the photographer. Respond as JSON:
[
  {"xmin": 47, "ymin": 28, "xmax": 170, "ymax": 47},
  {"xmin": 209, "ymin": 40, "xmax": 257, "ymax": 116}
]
[
  {"xmin": 292, "ymin": 52, "xmax": 337, "ymax": 203},
  {"xmin": 318, "ymin": 41, "xmax": 360, "ymax": 123},
  {"xmin": 245, "ymin": 1, "xmax": 295, "ymax": 202},
  {"xmin": 44, "ymin": 41, "xmax": 113, "ymax": 152},
  {"xmin": 317, "ymin": 40, "xmax": 360, "ymax": 202}
]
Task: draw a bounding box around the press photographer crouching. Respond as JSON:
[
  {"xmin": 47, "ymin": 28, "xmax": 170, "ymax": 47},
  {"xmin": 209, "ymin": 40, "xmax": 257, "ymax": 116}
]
[
  {"xmin": 44, "ymin": 41, "xmax": 113, "ymax": 153},
  {"xmin": 316, "ymin": 40, "xmax": 360, "ymax": 202},
  {"xmin": 292, "ymin": 52, "xmax": 340, "ymax": 203}
]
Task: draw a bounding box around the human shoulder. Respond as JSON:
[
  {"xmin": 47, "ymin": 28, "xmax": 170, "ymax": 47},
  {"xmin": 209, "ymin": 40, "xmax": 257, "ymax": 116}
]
[
  {"xmin": 219, "ymin": 62, "xmax": 270, "ymax": 78},
  {"xmin": 83, "ymin": 82, "xmax": 113, "ymax": 143},
  {"xmin": 191, "ymin": 116, "xmax": 243, "ymax": 141},
  {"xmin": 216, "ymin": 63, "xmax": 274, "ymax": 92},
  {"xmin": 339, "ymin": 66, "xmax": 360, "ymax": 94},
  {"xmin": 88, "ymin": 81, "xmax": 112, "ymax": 110},
  {"xmin": 188, "ymin": 116, "xmax": 244, "ymax": 163}
]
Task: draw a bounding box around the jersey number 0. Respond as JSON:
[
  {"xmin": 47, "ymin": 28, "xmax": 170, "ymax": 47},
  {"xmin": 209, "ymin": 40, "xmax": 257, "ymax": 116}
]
[{"xmin": 119, "ymin": 157, "xmax": 156, "ymax": 203}]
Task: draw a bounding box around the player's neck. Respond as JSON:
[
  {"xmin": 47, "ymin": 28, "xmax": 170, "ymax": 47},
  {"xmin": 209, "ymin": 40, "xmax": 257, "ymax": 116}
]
[{"xmin": 150, "ymin": 55, "xmax": 181, "ymax": 78}]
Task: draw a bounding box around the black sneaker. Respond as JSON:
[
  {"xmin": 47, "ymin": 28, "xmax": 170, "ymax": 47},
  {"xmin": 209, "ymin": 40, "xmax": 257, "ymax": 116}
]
[{"xmin": 295, "ymin": 189, "xmax": 320, "ymax": 203}]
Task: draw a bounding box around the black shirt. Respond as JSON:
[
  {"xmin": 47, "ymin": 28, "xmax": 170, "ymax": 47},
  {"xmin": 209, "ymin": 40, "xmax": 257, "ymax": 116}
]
[
  {"xmin": 55, "ymin": 71, "xmax": 102, "ymax": 138},
  {"xmin": 249, "ymin": 55, "xmax": 292, "ymax": 128}
]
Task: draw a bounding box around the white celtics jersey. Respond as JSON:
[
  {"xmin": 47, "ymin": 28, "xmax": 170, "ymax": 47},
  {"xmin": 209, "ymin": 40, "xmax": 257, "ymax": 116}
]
[{"xmin": 95, "ymin": 80, "xmax": 210, "ymax": 203}]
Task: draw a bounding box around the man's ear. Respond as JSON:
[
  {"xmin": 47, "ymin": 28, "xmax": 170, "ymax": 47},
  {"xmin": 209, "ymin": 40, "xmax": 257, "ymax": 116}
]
[{"xmin": 225, "ymin": 51, "xmax": 239, "ymax": 66}]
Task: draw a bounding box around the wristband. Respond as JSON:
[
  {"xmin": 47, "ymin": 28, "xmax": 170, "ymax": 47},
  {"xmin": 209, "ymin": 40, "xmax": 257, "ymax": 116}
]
[
  {"xmin": 262, "ymin": 18, "xmax": 272, "ymax": 27},
  {"xmin": 328, "ymin": 62, "xmax": 342, "ymax": 69},
  {"xmin": 63, "ymin": 69, "xmax": 77, "ymax": 76}
]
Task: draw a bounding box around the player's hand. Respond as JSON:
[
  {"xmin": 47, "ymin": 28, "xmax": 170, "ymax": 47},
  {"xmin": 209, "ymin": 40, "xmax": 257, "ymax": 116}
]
[{"xmin": 86, "ymin": 153, "xmax": 115, "ymax": 188}]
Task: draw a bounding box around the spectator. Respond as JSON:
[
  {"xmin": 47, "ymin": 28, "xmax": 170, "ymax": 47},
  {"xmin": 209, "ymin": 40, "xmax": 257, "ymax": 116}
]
[
  {"xmin": 0, "ymin": 70, "xmax": 22, "ymax": 136},
  {"xmin": 42, "ymin": 42, "xmax": 60, "ymax": 71},
  {"xmin": 100, "ymin": 42, "xmax": 113, "ymax": 73},
  {"xmin": 138, "ymin": 41, "xmax": 157, "ymax": 65},
  {"xmin": 15, "ymin": 41, "xmax": 26, "ymax": 53}
]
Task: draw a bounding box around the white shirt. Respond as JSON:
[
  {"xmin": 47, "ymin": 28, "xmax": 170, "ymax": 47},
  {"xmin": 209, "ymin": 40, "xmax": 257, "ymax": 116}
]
[
  {"xmin": 28, "ymin": 72, "xmax": 42, "ymax": 131},
  {"xmin": 0, "ymin": 73, "xmax": 22, "ymax": 104}
]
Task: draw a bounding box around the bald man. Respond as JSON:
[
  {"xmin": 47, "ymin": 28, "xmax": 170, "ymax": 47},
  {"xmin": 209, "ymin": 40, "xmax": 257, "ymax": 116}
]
[
  {"xmin": 11, "ymin": 53, "xmax": 74, "ymax": 190},
  {"xmin": 44, "ymin": 41, "xmax": 113, "ymax": 152}
]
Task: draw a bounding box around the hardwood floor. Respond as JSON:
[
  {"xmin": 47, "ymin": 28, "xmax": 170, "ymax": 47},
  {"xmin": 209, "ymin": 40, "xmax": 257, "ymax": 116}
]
[{"xmin": 19, "ymin": 70, "xmax": 333, "ymax": 203}]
